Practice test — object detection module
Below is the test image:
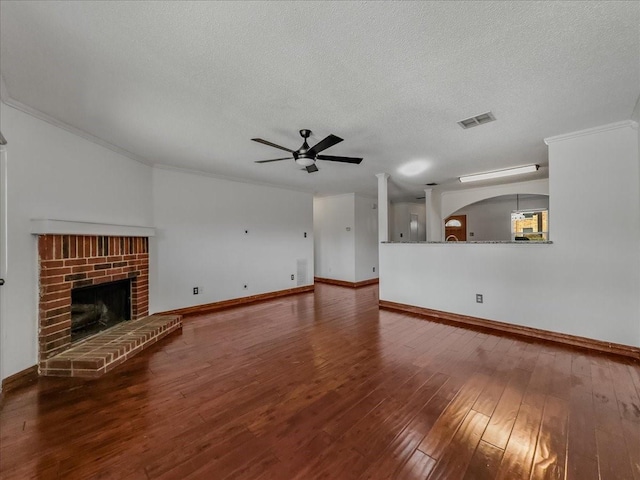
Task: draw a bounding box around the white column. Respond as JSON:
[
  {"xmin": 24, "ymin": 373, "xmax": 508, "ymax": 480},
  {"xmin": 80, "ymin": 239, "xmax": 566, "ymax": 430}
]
[
  {"xmin": 375, "ymin": 173, "xmax": 390, "ymax": 242},
  {"xmin": 424, "ymin": 188, "xmax": 443, "ymax": 242}
]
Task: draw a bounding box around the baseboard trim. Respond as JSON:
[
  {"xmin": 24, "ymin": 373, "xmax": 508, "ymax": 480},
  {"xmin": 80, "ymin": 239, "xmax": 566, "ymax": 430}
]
[
  {"xmin": 159, "ymin": 285, "xmax": 315, "ymax": 317},
  {"xmin": 1, "ymin": 365, "xmax": 38, "ymax": 394},
  {"xmin": 379, "ymin": 300, "xmax": 640, "ymax": 362},
  {"xmin": 314, "ymin": 277, "xmax": 379, "ymax": 288}
]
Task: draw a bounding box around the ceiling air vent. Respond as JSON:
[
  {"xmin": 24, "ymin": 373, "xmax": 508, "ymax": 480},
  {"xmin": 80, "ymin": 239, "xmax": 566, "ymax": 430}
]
[
  {"xmin": 425, "ymin": 182, "xmax": 438, "ymax": 186},
  {"xmin": 457, "ymin": 111, "xmax": 496, "ymax": 129}
]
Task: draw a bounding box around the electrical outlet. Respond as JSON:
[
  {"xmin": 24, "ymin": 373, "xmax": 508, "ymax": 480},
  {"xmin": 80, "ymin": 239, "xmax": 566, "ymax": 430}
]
[
  {"xmin": 373, "ymin": 266, "xmax": 376, "ymax": 272},
  {"xmin": 476, "ymin": 294, "xmax": 483, "ymax": 303},
  {"xmin": 193, "ymin": 287, "xmax": 199, "ymax": 295},
  {"xmin": 291, "ymin": 274, "xmax": 295, "ymax": 280},
  {"xmin": 304, "ymin": 232, "xmax": 307, "ymax": 238}
]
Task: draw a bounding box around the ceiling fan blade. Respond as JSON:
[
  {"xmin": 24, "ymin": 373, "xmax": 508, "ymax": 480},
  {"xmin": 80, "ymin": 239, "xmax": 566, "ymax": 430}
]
[
  {"xmin": 308, "ymin": 134, "xmax": 343, "ymax": 155},
  {"xmin": 251, "ymin": 138, "xmax": 295, "ymax": 153},
  {"xmin": 316, "ymin": 155, "xmax": 363, "ymax": 164},
  {"xmin": 254, "ymin": 157, "xmax": 293, "ymax": 163},
  {"xmin": 306, "ymin": 164, "xmax": 319, "ymax": 173}
]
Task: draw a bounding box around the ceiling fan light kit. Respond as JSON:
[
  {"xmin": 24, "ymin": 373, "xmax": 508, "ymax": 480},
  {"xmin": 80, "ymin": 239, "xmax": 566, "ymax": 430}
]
[
  {"xmin": 459, "ymin": 164, "xmax": 539, "ymax": 183},
  {"xmin": 296, "ymin": 157, "xmax": 315, "ymax": 167},
  {"xmin": 252, "ymin": 129, "xmax": 363, "ymax": 173}
]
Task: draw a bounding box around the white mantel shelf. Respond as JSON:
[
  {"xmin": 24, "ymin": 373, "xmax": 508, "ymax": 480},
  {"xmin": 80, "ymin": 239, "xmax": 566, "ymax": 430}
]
[{"xmin": 30, "ymin": 219, "xmax": 155, "ymax": 237}]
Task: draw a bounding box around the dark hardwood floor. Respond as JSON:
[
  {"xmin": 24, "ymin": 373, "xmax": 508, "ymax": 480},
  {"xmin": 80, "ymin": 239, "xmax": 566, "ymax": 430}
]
[{"xmin": 1, "ymin": 284, "xmax": 639, "ymax": 479}]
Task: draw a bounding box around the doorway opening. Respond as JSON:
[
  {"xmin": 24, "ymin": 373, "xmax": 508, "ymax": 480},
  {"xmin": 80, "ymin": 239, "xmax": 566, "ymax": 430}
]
[
  {"xmin": 445, "ymin": 215, "xmax": 467, "ymax": 241},
  {"xmin": 409, "ymin": 214, "xmax": 419, "ymax": 242}
]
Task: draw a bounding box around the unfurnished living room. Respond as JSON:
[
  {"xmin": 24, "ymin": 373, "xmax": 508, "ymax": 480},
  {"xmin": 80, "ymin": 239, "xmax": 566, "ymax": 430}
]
[{"xmin": 0, "ymin": 1, "xmax": 639, "ymax": 479}]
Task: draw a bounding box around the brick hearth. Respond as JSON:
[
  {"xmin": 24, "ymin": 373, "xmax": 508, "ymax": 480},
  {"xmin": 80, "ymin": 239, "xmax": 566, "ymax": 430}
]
[
  {"xmin": 38, "ymin": 235, "xmax": 149, "ymax": 364},
  {"xmin": 40, "ymin": 314, "xmax": 181, "ymax": 378}
]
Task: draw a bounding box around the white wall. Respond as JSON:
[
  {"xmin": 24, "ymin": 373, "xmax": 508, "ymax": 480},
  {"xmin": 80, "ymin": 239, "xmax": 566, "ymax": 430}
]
[
  {"xmin": 0, "ymin": 145, "xmax": 7, "ymax": 391},
  {"xmin": 150, "ymin": 168, "xmax": 313, "ymax": 313},
  {"xmin": 0, "ymin": 104, "xmax": 316, "ymax": 383},
  {"xmin": 380, "ymin": 121, "xmax": 640, "ymax": 348},
  {"xmin": 390, "ymin": 202, "xmax": 426, "ymax": 242},
  {"xmin": 0, "ymin": 104, "xmax": 153, "ymax": 381},
  {"xmin": 453, "ymin": 194, "xmax": 549, "ymax": 241},
  {"xmin": 633, "ymin": 98, "xmax": 640, "ymax": 345},
  {"xmin": 354, "ymin": 195, "xmax": 379, "ymax": 282},
  {"xmin": 313, "ymin": 193, "xmax": 378, "ymax": 283}
]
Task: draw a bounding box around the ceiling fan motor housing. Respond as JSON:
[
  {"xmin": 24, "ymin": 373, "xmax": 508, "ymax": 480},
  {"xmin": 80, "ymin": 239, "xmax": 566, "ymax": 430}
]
[{"xmin": 294, "ymin": 129, "xmax": 314, "ymax": 166}]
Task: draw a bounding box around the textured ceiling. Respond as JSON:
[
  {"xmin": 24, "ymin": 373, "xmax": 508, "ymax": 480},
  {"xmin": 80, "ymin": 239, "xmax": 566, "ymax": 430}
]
[{"xmin": 1, "ymin": 1, "xmax": 638, "ymax": 200}]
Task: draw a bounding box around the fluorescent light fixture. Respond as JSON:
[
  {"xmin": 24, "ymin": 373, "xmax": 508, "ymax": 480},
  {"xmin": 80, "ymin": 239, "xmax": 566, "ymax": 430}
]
[
  {"xmin": 459, "ymin": 164, "xmax": 539, "ymax": 183},
  {"xmin": 398, "ymin": 160, "xmax": 429, "ymax": 176}
]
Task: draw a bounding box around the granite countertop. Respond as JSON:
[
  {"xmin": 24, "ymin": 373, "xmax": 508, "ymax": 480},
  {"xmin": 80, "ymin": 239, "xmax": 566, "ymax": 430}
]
[{"xmin": 382, "ymin": 241, "xmax": 553, "ymax": 244}]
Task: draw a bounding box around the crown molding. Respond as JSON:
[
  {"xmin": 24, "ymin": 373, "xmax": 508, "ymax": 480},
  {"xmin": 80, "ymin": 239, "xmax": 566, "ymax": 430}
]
[
  {"xmin": 0, "ymin": 96, "xmax": 152, "ymax": 166},
  {"xmin": 632, "ymin": 94, "xmax": 640, "ymax": 123},
  {"xmin": 544, "ymin": 120, "xmax": 639, "ymax": 145},
  {"xmin": 152, "ymin": 164, "xmax": 314, "ymax": 196},
  {"xmin": 313, "ymin": 192, "xmax": 355, "ymax": 200},
  {"xmin": 0, "ymin": 75, "xmax": 8, "ymax": 145},
  {"xmin": 0, "ymin": 95, "xmax": 320, "ymax": 197},
  {"xmin": 0, "ymin": 74, "xmax": 8, "ymax": 101}
]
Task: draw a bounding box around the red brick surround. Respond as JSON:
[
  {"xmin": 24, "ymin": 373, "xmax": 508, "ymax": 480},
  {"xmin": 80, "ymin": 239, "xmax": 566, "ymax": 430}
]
[{"xmin": 38, "ymin": 235, "xmax": 149, "ymax": 363}]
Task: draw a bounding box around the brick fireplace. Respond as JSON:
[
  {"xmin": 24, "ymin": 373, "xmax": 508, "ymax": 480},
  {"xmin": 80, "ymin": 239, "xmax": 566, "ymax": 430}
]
[{"xmin": 38, "ymin": 234, "xmax": 149, "ymax": 363}]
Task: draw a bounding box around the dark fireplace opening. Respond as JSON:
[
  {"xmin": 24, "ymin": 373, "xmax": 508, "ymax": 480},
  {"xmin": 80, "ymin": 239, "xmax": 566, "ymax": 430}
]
[{"xmin": 71, "ymin": 279, "xmax": 132, "ymax": 343}]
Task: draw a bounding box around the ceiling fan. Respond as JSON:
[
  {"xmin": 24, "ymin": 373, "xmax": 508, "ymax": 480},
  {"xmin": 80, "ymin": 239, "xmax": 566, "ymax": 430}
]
[{"xmin": 252, "ymin": 129, "xmax": 363, "ymax": 173}]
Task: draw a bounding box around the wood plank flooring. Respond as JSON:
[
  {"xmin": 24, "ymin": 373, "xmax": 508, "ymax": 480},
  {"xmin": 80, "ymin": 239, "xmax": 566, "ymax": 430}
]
[{"xmin": 1, "ymin": 283, "xmax": 639, "ymax": 479}]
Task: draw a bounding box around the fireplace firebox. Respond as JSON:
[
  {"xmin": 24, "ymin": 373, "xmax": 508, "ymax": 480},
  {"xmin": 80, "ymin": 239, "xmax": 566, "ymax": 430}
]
[{"xmin": 71, "ymin": 279, "xmax": 132, "ymax": 343}]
